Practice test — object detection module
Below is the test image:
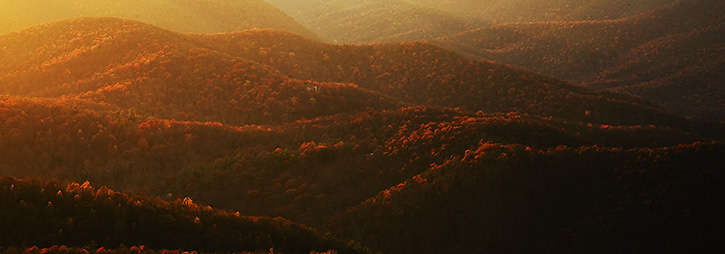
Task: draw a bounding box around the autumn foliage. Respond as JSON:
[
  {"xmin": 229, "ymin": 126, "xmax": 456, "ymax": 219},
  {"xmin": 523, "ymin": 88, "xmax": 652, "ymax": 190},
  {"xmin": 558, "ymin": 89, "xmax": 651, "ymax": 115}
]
[
  {"xmin": 0, "ymin": 15, "xmax": 722, "ymax": 254},
  {"xmin": 441, "ymin": 0, "xmax": 724, "ymax": 119}
]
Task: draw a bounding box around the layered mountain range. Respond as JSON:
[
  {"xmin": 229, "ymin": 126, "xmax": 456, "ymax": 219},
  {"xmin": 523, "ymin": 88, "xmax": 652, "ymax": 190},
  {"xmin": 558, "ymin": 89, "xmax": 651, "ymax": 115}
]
[
  {"xmin": 0, "ymin": 0, "xmax": 316, "ymax": 38},
  {"xmin": 438, "ymin": 0, "xmax": 724, "ymax": 119},
  {"xmin": 264, "ymin": 0, "xmax": 723, "ymax": 120},
  {"xmin": 0, "ymin": 1, "xmax": 723, "ymax": 253}
]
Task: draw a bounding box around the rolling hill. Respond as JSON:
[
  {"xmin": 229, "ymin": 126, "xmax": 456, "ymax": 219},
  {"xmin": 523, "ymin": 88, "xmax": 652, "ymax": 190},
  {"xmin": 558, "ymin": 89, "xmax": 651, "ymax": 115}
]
[
  {"xmin": 264, "ymin": 0, "xmax": 482, "ymax": 43},
  {"xmin": 0, "ymin": 18, "xmax": 400, "ymax": 125},
  {"xmin": 330, "ymin": 141, "xmax": 724, "ymax": 253},
  {"xmin": 406, "ymin": 0, "xmax": 676, "ymax": 23},
  {"xmin": 188, "ymin": 29, "xmax": 691, "ymax": 127},
  {"xmin": 0, "ymin": 0, "xmax": 317, "ymax": 38},
  {"xmin": 264, "ymin": 0, "xmax": 674, "ymax": 44},
  {"xmin": 1, "ymin": 96, "xmax": 721, "ymax": 253},
  {"xmin": 0, "ymin": 177, "xmax": 359, "ymax": 253},
  {"xmin": 438, "ymin": 0, "xmax": 724, "ymax": 120},
  {"xmin": 0, "ymin": 17, "xmax": 723, "ymax": 253},
  {"xmin": 0, "ymin": 95, "xmax": 711, "ymax": 226},
  {"xmin": 0, "ymin": 17, "xmax": 692, "ymax": 127}
]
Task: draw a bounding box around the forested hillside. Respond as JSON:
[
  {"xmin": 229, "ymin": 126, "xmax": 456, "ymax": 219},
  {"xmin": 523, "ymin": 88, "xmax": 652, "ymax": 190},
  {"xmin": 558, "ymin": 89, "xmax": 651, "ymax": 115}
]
[
  {"xmin": 437, "ymin": 0, "xmax": 724, "ymax": 119},
  {"xmin": 331, "ymin": 141, "xmax": 724, "ymax": 253},
  {"xmin": 406, "ymin": 0, "xmax": 675, "ymax": 22},
  {"xmin": 0, "ymin": 177, "xmax": 358, "ymax": 253},
  {"xmin": 0, "ymin": 18, "xmax": 399, "ymax": 125},
  {"xmin": 189, "ymin": 29, "xmax": 689, "ymax": 127},
  {"xmin": 264, "ymin": 0, "xmax": 483, "ymax": 43},
  {"xmin": 261, "ymin": 0, "xmax": 723, "ymax": 119},
  {"xmin": 1, "ymin": 18, "xmax": 692, "ymax": 127},
  {"xmin": 0, "ymin": 16, "xmax": 722, "ymax": 254}
]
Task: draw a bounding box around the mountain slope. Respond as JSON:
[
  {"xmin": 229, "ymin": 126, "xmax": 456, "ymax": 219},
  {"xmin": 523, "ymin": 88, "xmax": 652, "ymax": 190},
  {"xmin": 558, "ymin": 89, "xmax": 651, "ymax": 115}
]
[
  {"xmin": 3, "ymin": 95, "xmax": 721, "ymax": 253},
  {"xmin": 0, "ymin": 18, "xmax": 400, "ymax": 125},
  {"xmin": 265, "ymin": 0, "xmax": 673, "ymax": 43},
  {"xmin": 0, "ymin": 97, "xmax": 710, "ymax": 229},
  {"xmin": 189, "ymin": 29, "xmax": 688, "ymax": 127},
  {"xmin": 438, "ymin": 0, "xmax": 724, "ymax": 119},
  {"xmin": 265, "ymin": 0, "xmax": 481, "ymax": 43},
  {"xmin": 0, "ymin": 17, "xmax": 691, "ymax": 127},
  {"xmin": 0, "ymin": 177, "xmax": 359, "ymax": 253},
  {"xmin": 330, "ymin": 141, "xmax": 724, "ymax": 253},
  {"xmin": 1, "ymin": 17, "xmax": 723, "ymax": 254},
  {"xmin": 0, "ymin": 0, "xmax": 317, "ymax": 38},
  {"xmin": 406, "ymin": 0, "xmax": 675, "ymax": 23},
  {"xmin": 597, "ymin": 25, "xmax": 724, "ymax": 119}
]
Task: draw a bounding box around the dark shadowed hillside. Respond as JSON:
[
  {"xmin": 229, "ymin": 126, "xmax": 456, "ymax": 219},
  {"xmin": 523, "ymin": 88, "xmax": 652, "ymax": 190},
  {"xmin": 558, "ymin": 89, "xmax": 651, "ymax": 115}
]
[
  {"xmin": 0, "ymin": 16, "xmax": 723, "ymax": 254},
  {"xmin": 330, "ymin": 141, "xmax": 724, "ymax": 253},
  {"xmin": 2, "ymin": 92, "xmax": 722, "ymax": 253},
  {"xmin": 0, "ymin": 177, "xmax": 359, "ymax": 253},
  {"xmin": 189, "ymin": 29, "xmax": 690, "ymax": 127},
  {"xmin": 438, "ymin": 0, "xmax": 724, "ymax": 120}
]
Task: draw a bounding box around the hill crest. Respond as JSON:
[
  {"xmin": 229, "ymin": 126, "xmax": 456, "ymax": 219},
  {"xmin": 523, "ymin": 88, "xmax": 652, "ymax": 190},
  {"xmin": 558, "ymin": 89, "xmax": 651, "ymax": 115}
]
[
  {"xmin": 0, "ymin": 17, "xmax": 695, "ymax": 128},
  {"xmin": 0, "ymin": 0, "xmax": 317, "ymax": 39}
]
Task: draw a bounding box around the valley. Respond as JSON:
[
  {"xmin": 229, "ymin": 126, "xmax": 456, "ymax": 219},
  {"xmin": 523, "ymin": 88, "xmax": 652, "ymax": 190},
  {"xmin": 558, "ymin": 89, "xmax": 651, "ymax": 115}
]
[{"xmin": 0, "ymin": 1, "xmax": 723, "ymax": 253}]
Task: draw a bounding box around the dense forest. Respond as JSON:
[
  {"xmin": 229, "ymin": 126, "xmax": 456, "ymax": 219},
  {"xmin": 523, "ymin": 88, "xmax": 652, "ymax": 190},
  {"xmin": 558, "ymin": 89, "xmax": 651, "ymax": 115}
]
[
  {"xmin": 0, "ymin": 177, "xmax": 359, "ymax": 253},
  {"xmin": 1, "ymin": 1, "xmax": 723, "ymax": 253},
  {"xmin": 265, "ymin": 0, "xmax": 723, "ymax": 120},
  {"xmin": 438, "ymin": 0, "xmax": 724, "ymax": 119}
]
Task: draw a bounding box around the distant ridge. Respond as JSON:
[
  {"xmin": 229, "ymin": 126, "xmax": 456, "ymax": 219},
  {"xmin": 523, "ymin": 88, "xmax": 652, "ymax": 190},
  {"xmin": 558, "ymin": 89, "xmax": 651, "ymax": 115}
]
[
  {"xmin": 405, "ymin": 0, "xmax": 676, "ymax": 23},
  {"xmin": 0, "ymin": 17, "xmax": 689, "ymax": 127},
  {"xmin": 0, "ymin": 0, "xmax": 318, "ymax": 38},
  {"xmin": 0, "ymin": 16, "xmax": 722, "ymax": 254},
  {"xmin": 265, "ymin": 0, "xmax": 482, "ymax": 43},
  {"xmin": 264, "ymin": 0, "xmax": 674, "ymax": 44},
  {"xmin": 188, "ymin": 29, "xmax": 688, "ymax": 127},
  {"xmin": 0, "ymin": 18, "xmax": 398, "ymax": 125},
  {"xmin": 438, "ymin": 0, "xmax": 724, "ymax": 119}
]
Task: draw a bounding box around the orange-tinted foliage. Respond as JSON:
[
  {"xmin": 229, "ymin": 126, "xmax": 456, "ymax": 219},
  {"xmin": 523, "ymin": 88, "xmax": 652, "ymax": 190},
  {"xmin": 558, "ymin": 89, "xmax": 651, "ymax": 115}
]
[
  {"xmin": 0, "ymin": 178, "xmax": 357, "ymax": 253},
  {"xmin": 0, "ymin": 14, "xmax": 722, "ymax": 254},
  {"xmin": 441, "ymin": 0, "xmax": 724, "ymax": 119}
]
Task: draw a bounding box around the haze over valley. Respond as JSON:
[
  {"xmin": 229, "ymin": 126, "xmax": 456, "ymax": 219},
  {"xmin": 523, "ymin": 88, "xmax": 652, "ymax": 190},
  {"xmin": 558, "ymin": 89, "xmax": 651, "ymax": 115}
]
[{"xmin": 0, "ymin": 1, "xmax": 723, "ymax": 253}]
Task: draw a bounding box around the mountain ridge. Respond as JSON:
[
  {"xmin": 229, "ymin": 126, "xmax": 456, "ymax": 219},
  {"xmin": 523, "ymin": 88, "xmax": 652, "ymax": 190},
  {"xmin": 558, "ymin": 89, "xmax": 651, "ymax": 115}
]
[
  {"xmin": 0, "ymin": 15, "xmax": 722, "ymax": 254},
  {"xmin": 437, "ymin": 0, "xmax": 724, "ymax": 120},
  {"xmin": 0, "ymin": 0, "xmax": 317, "ymax": 39},
  {"xmin": 0, "ymin": 17, "xmax": 693, "ymax": 128},
  {"xmin": 264, "ymin": 0, "xmax": 483, "ymax": 44}
]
